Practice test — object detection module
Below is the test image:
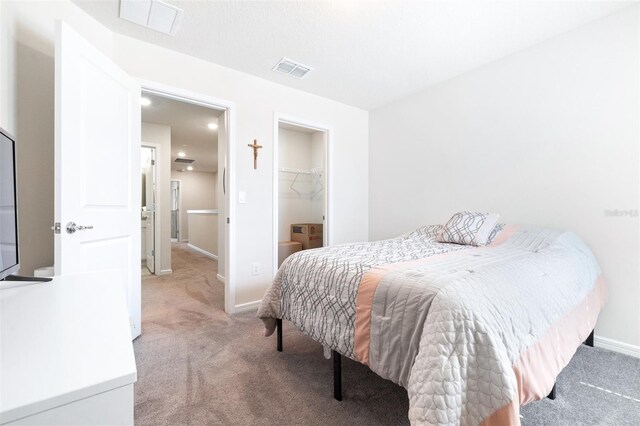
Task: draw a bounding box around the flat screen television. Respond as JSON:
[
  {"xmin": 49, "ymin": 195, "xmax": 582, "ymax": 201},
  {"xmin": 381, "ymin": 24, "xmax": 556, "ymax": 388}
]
[{"xmin": 0, "ymin": 127, "xmax": 19, "ymax": 280}]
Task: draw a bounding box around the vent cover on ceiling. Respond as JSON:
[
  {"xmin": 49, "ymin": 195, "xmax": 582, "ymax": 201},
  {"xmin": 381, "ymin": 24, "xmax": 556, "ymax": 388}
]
[
  {"xmin": 120, "ymin": 0, "xmax": 184, "ymax": 36},
  {"xmin": 272, "ymin": 58, "xmax": 313, "ymax": 79},
  {"xmin": 174, "ymin": 158, "xmax": 195, "ymax": 163}
]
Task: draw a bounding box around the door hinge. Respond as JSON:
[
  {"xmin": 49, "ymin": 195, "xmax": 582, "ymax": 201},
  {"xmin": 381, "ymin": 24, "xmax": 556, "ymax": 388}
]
[
  {"xmin": 51, "ymin": 222, "xmax": 61, "ymax": 234},
  {"xmin": 151, "ymin": 249, "xmax": 155, "ymax": 257},
  {"xmin": 151, "ymin": 159, "xmax": 155, "ymax": 166},
  {"xmin": 226, "ymin": 217, "xmax": 230, "ymax": 224}
]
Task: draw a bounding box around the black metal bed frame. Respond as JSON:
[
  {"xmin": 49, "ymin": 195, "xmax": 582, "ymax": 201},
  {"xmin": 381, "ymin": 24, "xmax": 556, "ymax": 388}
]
[{"xmin": 275, "ymin": 318, "xmax": 594, "ymax": 402}]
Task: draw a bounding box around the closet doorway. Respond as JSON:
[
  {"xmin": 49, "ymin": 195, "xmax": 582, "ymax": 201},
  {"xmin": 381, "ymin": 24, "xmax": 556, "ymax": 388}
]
[{"xmin": 273, "ymin": 116, "xmax": 330, "ymax": 274}]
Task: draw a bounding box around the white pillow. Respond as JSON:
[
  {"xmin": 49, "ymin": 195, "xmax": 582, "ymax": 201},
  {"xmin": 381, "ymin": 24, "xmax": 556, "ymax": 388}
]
[{"xmin": 438, "ymin": 211, "xmax": 500, "ymax": 246}]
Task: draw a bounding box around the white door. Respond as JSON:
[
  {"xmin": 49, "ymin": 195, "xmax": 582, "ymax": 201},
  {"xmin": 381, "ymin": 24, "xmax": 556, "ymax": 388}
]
[
  {"xmin": 55, "ymin": 21, "xmax": 141, "ymax": 339},
  {"xmin": 144, "ymin": 154, "xmax": 155, "ymax": 273}
]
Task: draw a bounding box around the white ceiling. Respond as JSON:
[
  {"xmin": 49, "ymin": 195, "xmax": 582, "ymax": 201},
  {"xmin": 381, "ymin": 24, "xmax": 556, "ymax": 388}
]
[
  {"xmin": 141, "ymin": 93, "xmax": 223, "ymax": 172},
  {"xmin": 73, "ymin": 1, "xmax": 633, "ymax": 110}
]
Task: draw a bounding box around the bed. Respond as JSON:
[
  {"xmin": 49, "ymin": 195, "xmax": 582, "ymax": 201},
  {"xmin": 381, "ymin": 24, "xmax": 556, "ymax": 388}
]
[{"xmin": 258, "ymin": 221, "xmax": 605, "ymax": 425}]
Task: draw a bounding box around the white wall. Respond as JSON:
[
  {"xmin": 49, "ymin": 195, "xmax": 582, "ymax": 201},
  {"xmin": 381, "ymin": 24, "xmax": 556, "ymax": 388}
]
[
  {"xmin": 278, "ymin": 128, "xmax": 324, "ymax": 242},
  {"xmin": 369, "ymin": 6, "xmax": 640, "ymax": 349},
  {"xmin": 187, "ymin": 212, "xmax": 218, "ymax": 257},
  {"xmin": 170, "ymin": 170, "xmax": 217, "ymax": 241},
  {"xmin": 142, "ymin": 122, "xmax": 172, "ymax": 274},
  {"xmin": 0, "ymin": 0, "xmax": 369, "ymax": 308}
]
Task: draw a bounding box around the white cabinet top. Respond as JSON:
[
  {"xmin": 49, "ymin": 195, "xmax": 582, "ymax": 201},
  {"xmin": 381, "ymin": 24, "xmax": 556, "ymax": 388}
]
[{"xmin": 0, "ymin": 272, "xmax": 137, "ymax": 424}]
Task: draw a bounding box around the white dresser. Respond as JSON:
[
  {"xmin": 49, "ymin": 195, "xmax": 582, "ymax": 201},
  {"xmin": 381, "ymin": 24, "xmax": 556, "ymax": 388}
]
[{"xmin": 0, "ymin": 272, "xmax": 137, "ymax": 425}]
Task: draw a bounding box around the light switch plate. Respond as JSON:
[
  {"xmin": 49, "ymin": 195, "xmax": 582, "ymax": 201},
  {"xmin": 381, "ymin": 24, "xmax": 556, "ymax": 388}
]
[{"xmin": 238, "ymin": 191, "xmax": 247, "ymax": 204}]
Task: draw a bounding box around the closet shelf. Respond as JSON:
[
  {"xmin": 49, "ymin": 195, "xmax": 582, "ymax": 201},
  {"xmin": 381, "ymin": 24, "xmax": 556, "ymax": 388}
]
[
  {"xmin": 279, "ymin": 167, "xmax": 324, "ymax": 198},
  {"xmin": 278, "ymin": 167, "xmax": 323, "ymax": 175}
]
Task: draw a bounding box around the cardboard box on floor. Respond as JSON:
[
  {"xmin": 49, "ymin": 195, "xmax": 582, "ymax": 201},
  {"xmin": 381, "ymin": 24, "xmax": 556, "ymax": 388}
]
[
  {"xmin": 291, "ymin": 223, "xmax": 323, "ymax": 250},
  {"xmin": 278, "ymin": 241, "xmax": 303, "ymax": 267}
]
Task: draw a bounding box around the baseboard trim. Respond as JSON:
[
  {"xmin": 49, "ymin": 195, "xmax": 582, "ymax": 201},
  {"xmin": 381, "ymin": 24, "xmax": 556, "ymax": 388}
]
[
  {"xmin": 216, "ymin": 273, "xmax": 225, "ymax": 283},
  {"xmin": 234, "ymin": 300, "xmax": 260, "ymax": 314},
  {"xmin": 157, "ymin": 269, "xmax": 172, "ymax": 275},
  {"xmin": 186, "ymin": 243, "xmax": 218, "ymax": 260},
  {"xmin": 595, "ymin": 335, "xmax": 640, "ymax": 359}
]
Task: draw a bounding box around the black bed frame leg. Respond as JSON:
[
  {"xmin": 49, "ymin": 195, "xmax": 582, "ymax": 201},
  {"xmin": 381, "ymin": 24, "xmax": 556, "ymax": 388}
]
[
  {"xmin": 547, "ymin": 383, "xmax": 557, "ymax": 400},
  {"xmin": 276, "ymin": 319, "xmax": 282, "ymax": 352},
  {"xmin": 332, "ymin": 350, "xmax": 342, "ymax": 401},
  {"xmin": 546, "ymin": 329, "xmax": 593, "ymax": 401},
  {"xmin": 584, "ymin": 329, "xmax": 594, "ymax": 347}
]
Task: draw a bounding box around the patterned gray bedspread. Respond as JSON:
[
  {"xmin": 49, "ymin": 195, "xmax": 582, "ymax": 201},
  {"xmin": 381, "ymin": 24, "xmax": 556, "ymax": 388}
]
[{"xmin": 258, "ymin": 225, "xmax": 501, "ymax": 359}]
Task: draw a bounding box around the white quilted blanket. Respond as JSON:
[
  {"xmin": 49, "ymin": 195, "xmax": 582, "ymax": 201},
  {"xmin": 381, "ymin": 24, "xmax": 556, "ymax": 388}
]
[{"xmin": 403, "ymin": 227, "xmax": 603, "ymax": 424}]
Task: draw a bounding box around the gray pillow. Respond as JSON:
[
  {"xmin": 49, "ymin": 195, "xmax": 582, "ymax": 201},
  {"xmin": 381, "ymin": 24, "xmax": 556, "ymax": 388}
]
[{"xmin": 437, "ymin": 211, "xmax": 500, "ymax": 246}]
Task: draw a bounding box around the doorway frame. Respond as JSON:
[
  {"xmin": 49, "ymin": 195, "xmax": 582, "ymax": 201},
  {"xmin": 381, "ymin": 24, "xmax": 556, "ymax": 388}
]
[
  {"xmin": 272, "ymin": 113, "xmax": 332, "ymax": 275},
  {"xmin": 141, "ymin": 143, "xmax": 161, "ymax": 275},
  {"xmin": 139, "ymin": 79, "xmax": 237, "ymax": 314},
  {"xmin": 170, "ymin": 179, "xmax": 183, "ymax": 243}
]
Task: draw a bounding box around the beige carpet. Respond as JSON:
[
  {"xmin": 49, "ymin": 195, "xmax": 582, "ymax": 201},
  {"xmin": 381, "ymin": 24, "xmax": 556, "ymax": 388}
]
[
  {"xmin": 134, "ymin": 243, "xmax": 408, "ymax": 425},
  {"xmin": 133, "ymin": 244, "xmax": 640, "ymax": 425}
]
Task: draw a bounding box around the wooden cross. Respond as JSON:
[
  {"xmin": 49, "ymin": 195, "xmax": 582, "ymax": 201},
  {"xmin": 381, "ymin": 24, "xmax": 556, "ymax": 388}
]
[{"xmin": 247, "ymin": 139, "xmax": 263, "ymax": 169}]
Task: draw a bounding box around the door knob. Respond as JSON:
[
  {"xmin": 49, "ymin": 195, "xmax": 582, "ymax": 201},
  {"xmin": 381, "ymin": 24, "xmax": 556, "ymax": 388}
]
[{"xmin": 65, "ymin": 222, "xmax": 94, "ymax": 234}]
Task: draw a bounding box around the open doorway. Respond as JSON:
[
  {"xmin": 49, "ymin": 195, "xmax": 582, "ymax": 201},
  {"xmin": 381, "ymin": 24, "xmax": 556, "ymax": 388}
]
[
  {"xmin": 138, "ymin": 89, "xmax": 230, "ymax": 310},
  {"xmin": 273, "ymin": 117, "xmax": 330, "ymax": 273}
]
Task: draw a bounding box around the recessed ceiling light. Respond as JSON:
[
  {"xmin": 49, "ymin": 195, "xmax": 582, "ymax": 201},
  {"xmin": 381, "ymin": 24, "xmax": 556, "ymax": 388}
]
[
  {"xmin": 141, "ymin": 97, "xmax": 152, "ymax": 106},
  {"xmin": 177, "ymin": 152, "xmax": 186, "ymax": 158},
  {"xmin": 186, "ymin": 166, "xmax": 193, "ymax": 171},
  {"xmin": 207, "ymin": 122, "xmax": 218, "ymax": 130}
]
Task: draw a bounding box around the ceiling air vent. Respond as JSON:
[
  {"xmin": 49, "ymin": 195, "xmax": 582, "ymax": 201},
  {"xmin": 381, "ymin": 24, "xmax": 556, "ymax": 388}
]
[
  {"xmin": 174, "ymin": 158, "xmax": 195, "ymax": 164},
  {"xmin": 120, "ymin": 0, "xmax": 184, "ymax": 36},
  {"xmin": 272, "ymin": 58, "xmax": 313, "ymax": 79}
]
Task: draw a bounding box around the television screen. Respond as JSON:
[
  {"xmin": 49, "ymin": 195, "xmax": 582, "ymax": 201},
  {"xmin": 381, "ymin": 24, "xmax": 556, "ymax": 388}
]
[{"xmin": 0, "ymin": 129, "xmax": 18, "ymax": 280}]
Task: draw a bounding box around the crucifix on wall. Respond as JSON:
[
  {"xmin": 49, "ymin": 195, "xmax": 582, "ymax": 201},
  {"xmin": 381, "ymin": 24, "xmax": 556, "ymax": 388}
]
[{"xmin": 248, "ymin": 139, "xmax": 263, "ymax": 169}]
